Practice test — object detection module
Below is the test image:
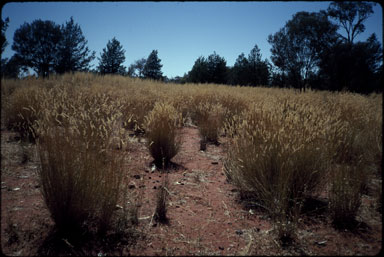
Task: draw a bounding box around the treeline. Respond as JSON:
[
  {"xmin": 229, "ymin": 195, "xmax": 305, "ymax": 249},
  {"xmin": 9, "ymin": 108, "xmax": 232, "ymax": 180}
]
[
  {"xmin": 0, "ymin": 17, "xmax": 164, "ymax": 80},
  {"xmin": 1, "ymin": 2, "xmax": 382, "ymax": 94}
]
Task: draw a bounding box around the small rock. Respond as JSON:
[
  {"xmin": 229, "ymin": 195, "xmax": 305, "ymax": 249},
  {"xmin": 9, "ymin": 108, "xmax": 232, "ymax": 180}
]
[
  {"xmin": 315, "ymin": 240, "xmax": 327, "ymax": 246},
  {"xmin": 219, "ymin": 246, "xmax": 224, "ymax": 250},
  {"xmin": 211, "ymin": 161, "xmax": 219, "ymax": 165},
  {"xmin": 235, "ymin": 230, "xmax": 243, "ymax": 235},
  {"xmin": 133, "ymin": 174, "xmax": 141, "ymax": 179},
  {"xmin": 13, "ymin": 187, "xmax": 20, "ymax": 191},
  {"xmin": 128, "ymin": 184, "xmax": 136, "ymax": 189},
  {"xmin": 115, "ymin": 205, "xmax": 123, "ymax": 210},
  {"xmin": 153, "ymin": 186, "xmax": 157, "ymax": 189}
]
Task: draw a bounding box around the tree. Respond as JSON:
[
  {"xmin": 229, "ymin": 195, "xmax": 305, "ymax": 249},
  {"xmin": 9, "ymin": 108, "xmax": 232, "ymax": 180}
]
[
  {"xmin": 55, "ymin": 17, "xmax": 95, "ymax": 74},
  {"xmin": 1, "ymin": 55, "xmax": 24, "ymax": 78},
  {"xmin": 12, "ymin": 19, "xmax": 62, "ymax": 77},
  {"xmin": 142, "ymin": 50, "xmax": 163, "ymax": 80},
  {"xmin": 327, "ymin": 1, "xmax": 375, "ymax": 44},
  {"xmin": 1, "ymin": 17, "xmax": 10, "ymax": 77},
  {"xmin": 188, "ymin": 56, "xmax": 209, "ymax": 83},
  {"xmin": 97, "ymin": 37, "xmax": 126, "ymax": 75},
  {"xmin": 230, "ymin": 53, "xmax": 250, "ymax": 86},
  {"xmin": 187, "ymin": 52, "xmax": 228, "ymax": 84},
  {"xmin": 318, "ymin": 33, "xmax": 382, "ymax": 93},
  {"xmin": 1, "ymin": 17, "xmax": 9, "ymax": 54},
  {"xmin": 128, "ymin": 57, "xmax": 146, "ymax": 77},
  {"xmin": 248, "ymin": 45, "xmax": 270, "ymax": 86},
  {"xmin": 268, "ymin": 11, "xmax": 338, "ymax": 90},
  {"xmin": 206, "ymin": 51, "xmax": 228, "ymax": 84}
]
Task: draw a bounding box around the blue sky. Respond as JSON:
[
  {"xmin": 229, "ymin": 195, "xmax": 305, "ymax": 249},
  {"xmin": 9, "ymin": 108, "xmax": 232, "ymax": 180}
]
[{"xmin": 1, "ymin": 1, "xmax": 382, "ymax": 78}]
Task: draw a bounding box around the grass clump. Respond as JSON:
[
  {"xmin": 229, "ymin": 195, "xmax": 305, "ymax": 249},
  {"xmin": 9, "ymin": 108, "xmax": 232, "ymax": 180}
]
[
  {"xmin": 225, "ymin": 99, "xmax": 329, "ymax": 243},
  {"xmin": 35, "ymin": 87, "xmax": 127, "ymax": 237},
  {"xmin": 144, "ymin": 102, "xmax": 182, "ymax": 169},
  {"xmin": 194, "ymin": 103, "xmax": 225, "ymax": 146},
  {"xmin": 329, "ymin": 165, "xmax": 364, "ymax": 229},
  {"xmin": 2, "ymin": 85, "xmax": 42, "ymax": 142}
]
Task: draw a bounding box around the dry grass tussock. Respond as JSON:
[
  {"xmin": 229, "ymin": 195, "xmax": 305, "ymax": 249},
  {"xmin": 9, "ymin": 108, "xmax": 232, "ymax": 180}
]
[
  {"xmin": 144, "ymin": 102, "xmax": 182, "ymax": 169},
  {"xmin": 1, "ymin": 72, "xmax": 382, "ymax": 244}
]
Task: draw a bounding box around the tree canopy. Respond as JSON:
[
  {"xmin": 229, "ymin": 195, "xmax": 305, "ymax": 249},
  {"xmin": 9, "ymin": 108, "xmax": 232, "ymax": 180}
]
[
  {"xmin": 55, "ymin": 17, "xmax": 95, "ymax": 74},
  {"xmin": 327, "ymin": 1, "xmax": 375, "ymax": 44},
  {"xmin": 97, "ymin": 37, "xmax": 126, "ymax": 75},
  {"xmin": 142, "ymin": 50, "xmax": 163, "ymax": 80},
  {"xmin": 268, "ymin": 11, "xmax": 339, "ymax": 90},
  {"xmin": 1, "ymin": 17, "xmax": 9, "ymax": 55},
  {"xmin": 12, "ymin": 19, "xmax": 62, "ymax": 77},
  {"xmin": 187, "ymin": 52, "xmax": 227, "ymax": 84}
]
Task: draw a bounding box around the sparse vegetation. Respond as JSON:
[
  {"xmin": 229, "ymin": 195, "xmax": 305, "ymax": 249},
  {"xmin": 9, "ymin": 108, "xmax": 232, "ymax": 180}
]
[
  {"xmin": 154, "ymin": 175, "xmax": 170, "ymax": 224},
  {"xmin": 0, "ymin": 72, "xmax": 381, "ymax": 254}
]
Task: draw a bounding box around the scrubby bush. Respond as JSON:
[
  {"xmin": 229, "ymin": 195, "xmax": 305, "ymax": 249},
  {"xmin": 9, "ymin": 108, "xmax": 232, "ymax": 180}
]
[{"xmin": 144, "ymin": 102, "xmax": 182, "ymax": 168}]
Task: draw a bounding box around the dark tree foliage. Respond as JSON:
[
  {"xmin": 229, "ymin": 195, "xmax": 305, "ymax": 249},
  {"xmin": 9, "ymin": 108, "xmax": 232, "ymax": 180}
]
[
  {"xmin": 318, "ymin": 33, "xmax": 382, "ymax": 93},
  {"xmin": 142, "ymin": 50, "xmax": 163, "ymax": 80},
  {"xmin": 230, "ymin": 46, "xmax": 270, "ymax": 86},
  {"xmin": 12, "ymin": 19, "xmax": 62, "ymax": 77},
  {"xmin": 188, "ymin": 56, "xmax": 209, "ymax": 83},
  {"xmin": 327, "ymin": 1, "xmax": 375, "ymax": 44},
  {"xmin": 1, "ymin": 17, "xmax": 9, "ymax": 54},
  {"xmin": 55, "ymin": 17, "xmax": 95, "ymax": 74},
  {"xmin": 97, "ymin": 37, "xmax": 126, "ymax": 75},
  {"xmin": 1, "ymin": 55, "xmax": 24, "ymax": 78},
  {"xmin": 230, "ymin": 53, "xmax": 250, "ymax": 85},
  {"xmin": 268, "ymin": 11, "xmax": 338, "ymax": 90},
  {"xmin": 248, "ymin": 45, "xmax": 270, "ymax": 86},
  {"xmin": 128, "ymin": 57, "xmax": 146, "ymax": 78},
  {"xmin": 206, "ymin": 51, "xmax": 228, "ymax": 84},
  {"xmin": 188, "ymin": 52, "xmax": 227, "ymax": 84}
]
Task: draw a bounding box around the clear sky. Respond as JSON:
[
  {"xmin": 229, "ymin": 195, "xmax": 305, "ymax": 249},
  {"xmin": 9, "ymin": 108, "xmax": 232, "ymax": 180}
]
[{"xmin": 1, "ymin": 1, "xmax": 382, "ymax": 78}]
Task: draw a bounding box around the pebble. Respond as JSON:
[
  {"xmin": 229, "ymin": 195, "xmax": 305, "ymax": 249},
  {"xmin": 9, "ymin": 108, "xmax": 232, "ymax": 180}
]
[{"xmin": 235, "ymin": 230, "xmax": 243, "ymax": 235}]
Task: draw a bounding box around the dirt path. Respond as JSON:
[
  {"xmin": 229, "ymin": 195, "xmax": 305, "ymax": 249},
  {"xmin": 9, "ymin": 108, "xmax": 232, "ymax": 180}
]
[{"xmin": 129, "ymin": 127, "xmax": 270, "ymax": 256}]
